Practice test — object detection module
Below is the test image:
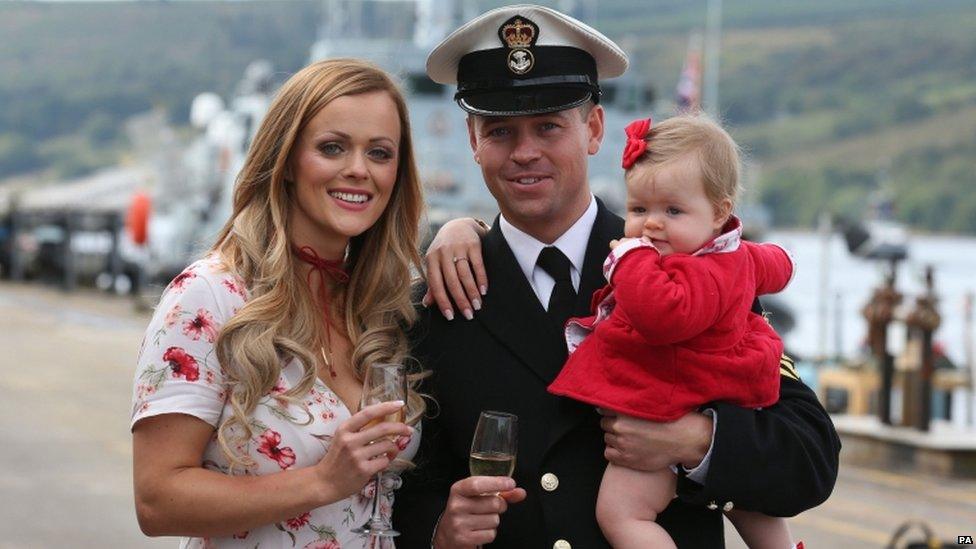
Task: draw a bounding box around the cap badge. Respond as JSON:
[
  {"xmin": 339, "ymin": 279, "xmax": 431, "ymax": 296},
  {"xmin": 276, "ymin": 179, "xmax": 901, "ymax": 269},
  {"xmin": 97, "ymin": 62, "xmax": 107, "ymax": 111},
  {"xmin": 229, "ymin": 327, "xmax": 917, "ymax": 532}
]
[{"xmin": 498, "ymin": 16, "xmax": 538, "ymax": 75}]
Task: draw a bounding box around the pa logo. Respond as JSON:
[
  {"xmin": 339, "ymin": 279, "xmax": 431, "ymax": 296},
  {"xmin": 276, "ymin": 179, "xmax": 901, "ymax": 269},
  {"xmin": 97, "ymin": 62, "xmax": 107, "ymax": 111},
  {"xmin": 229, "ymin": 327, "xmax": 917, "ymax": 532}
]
[{"xmin": 959, "ymin": 535, "xmax": 974, "ymax": 545}]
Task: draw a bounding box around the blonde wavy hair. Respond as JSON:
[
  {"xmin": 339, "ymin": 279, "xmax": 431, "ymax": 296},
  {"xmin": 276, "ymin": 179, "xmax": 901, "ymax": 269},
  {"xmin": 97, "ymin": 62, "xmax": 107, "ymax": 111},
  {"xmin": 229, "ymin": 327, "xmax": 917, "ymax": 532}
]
[{"xmin": 208, "ymin": 59, "xmax": 426, "ymax": 470}]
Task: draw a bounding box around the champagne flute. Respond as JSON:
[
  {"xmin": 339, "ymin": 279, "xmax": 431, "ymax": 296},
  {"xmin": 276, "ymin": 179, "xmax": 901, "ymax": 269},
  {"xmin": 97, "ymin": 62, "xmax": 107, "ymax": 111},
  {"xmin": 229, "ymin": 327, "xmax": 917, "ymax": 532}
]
[
  {"xmin": 469, "ymin": 411, "xmax": 518, "ymax": 479},
  {"xmin": 469, "ymin": 411, "xmax": 517, "ymax": 549},
  {"xmin": 352, "ymin": 363, "xmax": 408, "ymax": 538}
]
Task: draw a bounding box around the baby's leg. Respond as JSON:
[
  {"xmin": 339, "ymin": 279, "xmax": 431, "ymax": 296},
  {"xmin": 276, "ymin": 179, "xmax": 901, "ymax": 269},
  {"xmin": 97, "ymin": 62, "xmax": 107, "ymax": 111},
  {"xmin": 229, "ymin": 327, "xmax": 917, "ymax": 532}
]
[
  {"xmin": 595, "ymin": 463, "xmax": 677, "ymax": 549},
  {"xmin": 726, "ymin": 508, "xmax": 793, "ymax": 549}
]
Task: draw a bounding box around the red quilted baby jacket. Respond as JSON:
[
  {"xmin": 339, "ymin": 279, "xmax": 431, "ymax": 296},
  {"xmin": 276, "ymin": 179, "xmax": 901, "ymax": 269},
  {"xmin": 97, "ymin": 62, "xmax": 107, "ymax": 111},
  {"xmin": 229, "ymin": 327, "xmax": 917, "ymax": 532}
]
[{"xmin": 547, "ymin": 222, "xmax": 794, "ymax": 421}]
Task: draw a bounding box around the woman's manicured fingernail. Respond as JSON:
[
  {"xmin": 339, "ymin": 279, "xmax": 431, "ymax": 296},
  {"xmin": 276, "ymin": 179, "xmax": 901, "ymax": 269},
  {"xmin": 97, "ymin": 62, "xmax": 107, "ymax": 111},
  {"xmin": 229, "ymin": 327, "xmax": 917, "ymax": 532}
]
[
  {"xmin": 463, "ymin": 309, "xmax": 473, "ymax": 320},
  {"xmin": 472, "ymin": 299, "xmax": 481, "ymax": 311},
  {"xmin": 480, "ymin": 285, "xmax": 487, "ymax": 296},
  {"xmin": 443, "ymin": 309, "xmax": 454, "ymax": 321}
]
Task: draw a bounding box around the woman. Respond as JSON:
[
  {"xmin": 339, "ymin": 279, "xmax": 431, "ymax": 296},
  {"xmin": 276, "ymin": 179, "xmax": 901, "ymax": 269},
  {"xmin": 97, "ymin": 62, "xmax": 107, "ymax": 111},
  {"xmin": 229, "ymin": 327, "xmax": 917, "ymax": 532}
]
[{"xmin": 131, "ymin": 58, "xmax": 426, "ymax": 548}]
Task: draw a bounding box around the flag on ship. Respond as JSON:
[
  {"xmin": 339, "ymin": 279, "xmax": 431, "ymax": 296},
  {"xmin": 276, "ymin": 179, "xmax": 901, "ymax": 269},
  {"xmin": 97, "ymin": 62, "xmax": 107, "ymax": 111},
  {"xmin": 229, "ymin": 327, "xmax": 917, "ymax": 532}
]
[{"xmin": 676, "ymin": 33, "xmax": 702, "ymax": 113}]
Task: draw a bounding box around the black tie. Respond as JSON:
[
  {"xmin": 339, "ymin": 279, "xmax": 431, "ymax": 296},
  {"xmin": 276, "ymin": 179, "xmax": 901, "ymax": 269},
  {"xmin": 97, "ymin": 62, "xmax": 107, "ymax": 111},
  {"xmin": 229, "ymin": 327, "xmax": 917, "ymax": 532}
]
[{"xmin": 537, "ymin": 246, "xmax": 577, "ymax": 331}]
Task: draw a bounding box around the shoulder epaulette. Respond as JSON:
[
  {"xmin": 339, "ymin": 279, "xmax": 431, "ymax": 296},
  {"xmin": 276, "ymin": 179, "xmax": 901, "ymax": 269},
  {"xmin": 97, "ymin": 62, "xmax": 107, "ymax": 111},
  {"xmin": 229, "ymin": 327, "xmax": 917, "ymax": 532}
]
[{"xmin": 780, "ymin": 354, "xmax": 800, "ymax": 381}]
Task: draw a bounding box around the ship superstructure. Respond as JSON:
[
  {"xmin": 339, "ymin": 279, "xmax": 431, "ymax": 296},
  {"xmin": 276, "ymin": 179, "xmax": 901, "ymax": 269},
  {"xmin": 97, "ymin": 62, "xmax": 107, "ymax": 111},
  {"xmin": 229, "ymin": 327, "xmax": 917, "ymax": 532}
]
[{"xmin": 141, "ymin": 0, "xmax": 654, "ymax": 281}]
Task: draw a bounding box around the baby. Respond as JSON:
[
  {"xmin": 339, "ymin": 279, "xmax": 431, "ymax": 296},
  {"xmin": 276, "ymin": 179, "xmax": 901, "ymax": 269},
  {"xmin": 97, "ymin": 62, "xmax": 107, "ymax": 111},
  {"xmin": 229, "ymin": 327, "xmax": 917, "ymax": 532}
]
[{"xmin": 548, "ymin": 114, "xmax": 797, "ymax": 549}]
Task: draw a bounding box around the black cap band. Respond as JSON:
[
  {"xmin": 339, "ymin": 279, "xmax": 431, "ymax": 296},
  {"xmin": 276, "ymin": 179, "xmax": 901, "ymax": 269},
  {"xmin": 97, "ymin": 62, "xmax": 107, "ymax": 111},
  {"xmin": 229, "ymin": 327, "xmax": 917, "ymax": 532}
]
[{"xmin": 454, "ymin": 46, "xmax": 601, "ymax": 115}]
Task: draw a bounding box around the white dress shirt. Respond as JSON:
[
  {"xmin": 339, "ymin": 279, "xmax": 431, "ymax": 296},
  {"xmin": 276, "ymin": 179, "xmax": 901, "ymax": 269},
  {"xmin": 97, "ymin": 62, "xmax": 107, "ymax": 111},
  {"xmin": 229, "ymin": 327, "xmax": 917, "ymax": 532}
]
[{"xmin": 498, "ymin": 196, "xmax": 598, "ymax": 310}]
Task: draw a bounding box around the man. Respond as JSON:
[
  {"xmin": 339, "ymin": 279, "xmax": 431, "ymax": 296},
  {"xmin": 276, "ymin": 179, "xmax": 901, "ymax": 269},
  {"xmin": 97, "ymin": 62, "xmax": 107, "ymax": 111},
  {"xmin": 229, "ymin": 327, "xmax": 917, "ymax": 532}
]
[{"xmin": 395, "ymin": 5, "xmax": 840, "ymax": 548}]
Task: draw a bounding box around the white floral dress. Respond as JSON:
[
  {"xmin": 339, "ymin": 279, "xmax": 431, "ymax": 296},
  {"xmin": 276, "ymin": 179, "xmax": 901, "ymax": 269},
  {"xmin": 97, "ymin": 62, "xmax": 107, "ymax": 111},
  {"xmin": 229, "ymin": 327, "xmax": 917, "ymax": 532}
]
[{"xmin": 131, "ymin": 256, "xmax": 418, "ymax": 548}]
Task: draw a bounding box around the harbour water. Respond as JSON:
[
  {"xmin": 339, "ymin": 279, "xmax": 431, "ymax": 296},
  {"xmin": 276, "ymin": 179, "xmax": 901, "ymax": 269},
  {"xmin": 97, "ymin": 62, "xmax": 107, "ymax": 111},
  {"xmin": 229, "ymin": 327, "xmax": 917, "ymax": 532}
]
[{"xmin": 765, "ymin": 229, "xmax": 976, "ymax": 368}]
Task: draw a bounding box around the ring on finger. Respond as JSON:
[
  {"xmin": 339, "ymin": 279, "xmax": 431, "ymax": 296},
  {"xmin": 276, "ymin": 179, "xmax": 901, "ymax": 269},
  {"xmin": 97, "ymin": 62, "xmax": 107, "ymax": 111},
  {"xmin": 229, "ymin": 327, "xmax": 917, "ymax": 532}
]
[{"xmin": 452, "ymin": 256, "xmax": 469, "ymax": 264}]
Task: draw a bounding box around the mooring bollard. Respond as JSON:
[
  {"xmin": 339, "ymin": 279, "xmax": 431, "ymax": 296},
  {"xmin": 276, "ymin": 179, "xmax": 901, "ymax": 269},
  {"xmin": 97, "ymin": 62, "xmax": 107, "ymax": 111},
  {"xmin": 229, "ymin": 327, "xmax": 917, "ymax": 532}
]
[{"xmin": 862, "ymin": 263, "xmax": 901, "ymax": 425}]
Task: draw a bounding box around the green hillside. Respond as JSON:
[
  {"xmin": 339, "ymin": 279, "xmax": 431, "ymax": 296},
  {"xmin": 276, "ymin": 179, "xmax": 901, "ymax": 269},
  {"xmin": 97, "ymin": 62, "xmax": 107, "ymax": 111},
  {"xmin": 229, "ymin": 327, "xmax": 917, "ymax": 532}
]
[
  {"xmin": 592, "ymin": 0, "xmax": 976, "ymax": 233},
  {"xmin": 0, "ymin": 0, "xmax": 320, "ymax": 178},
  {"xmin": 1, "ymin": 0, "xmax": 975, "ymax": 233}
]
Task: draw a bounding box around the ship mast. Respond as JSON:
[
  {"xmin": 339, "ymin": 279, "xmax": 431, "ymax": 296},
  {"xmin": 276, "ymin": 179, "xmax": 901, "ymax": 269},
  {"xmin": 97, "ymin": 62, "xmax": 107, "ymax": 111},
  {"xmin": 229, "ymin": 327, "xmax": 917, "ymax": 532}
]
[
  {"xmin": 966, "ymin": 292, "xmax": 975, "ymax": 425},
  {"xmin": 414, "ymin": 0, "xmax": 456, "ymax": 49},
  {"xmin": 702, "ymin": 0, "xmax": 722, "ymax": 118}
]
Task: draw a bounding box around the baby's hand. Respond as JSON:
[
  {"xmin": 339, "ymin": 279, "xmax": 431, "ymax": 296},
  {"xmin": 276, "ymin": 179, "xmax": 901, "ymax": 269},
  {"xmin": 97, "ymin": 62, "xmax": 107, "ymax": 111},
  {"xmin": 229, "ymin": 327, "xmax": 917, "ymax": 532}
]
[{"xmin": 610, "ymin": 237, "xmax": 651, "ymax": 251}]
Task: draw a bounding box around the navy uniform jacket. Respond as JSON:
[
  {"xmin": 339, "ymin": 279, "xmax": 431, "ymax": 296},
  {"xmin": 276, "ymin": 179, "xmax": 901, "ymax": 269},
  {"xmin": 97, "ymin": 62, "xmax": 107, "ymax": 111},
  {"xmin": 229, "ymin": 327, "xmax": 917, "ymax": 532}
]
[{"xmin": 395, "ymin": 200, "xmax": 840, "ymax": 548}]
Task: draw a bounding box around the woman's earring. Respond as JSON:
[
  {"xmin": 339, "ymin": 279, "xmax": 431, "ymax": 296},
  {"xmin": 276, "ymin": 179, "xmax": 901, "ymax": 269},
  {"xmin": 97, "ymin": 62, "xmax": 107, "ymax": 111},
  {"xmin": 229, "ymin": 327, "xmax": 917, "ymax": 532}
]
[{"xmin": 474, "ymin": 155, "xmax": 481, "ymax": 164}]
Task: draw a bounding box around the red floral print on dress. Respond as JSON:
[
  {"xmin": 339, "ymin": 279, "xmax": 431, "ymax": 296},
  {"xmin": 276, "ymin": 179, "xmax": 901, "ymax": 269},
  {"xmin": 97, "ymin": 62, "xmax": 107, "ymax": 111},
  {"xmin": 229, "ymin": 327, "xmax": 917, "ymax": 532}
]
[
  {"xmin": 256, "ymin": 429, "xmax": 297, "ymax": 469},
  {"xmin": 182, "ymin": 308, "xmax": 218, "ymax": 343},
  {"xmin": 270, "ymin": 378, "xmax": 290, "ymax": 407},
  {"xmin": 271, "ymin": 379, "xmax": 287, "ymax": 395},
  {"xmin": 303, "ymin": 540, "xmax": 340, "ymax": 549},
  {"xmin": 222, "ymin": 277, "xmax": 247, "ymax": 299},
  {"xmin": 359, "ymin": 480, "xmax": 377, "ymax": 500},
  {"xmin": 169, "ymin": 269, "xmax": 197, "ymax": 292},
  {"xmin": 163, "ymin": 346, "xmax": 200, "ymax": 382},
  {"xmin": 395, "ymin": 434, "xmax": 411, "ymax": 452},
  {"xmin": 285, "ymin": 511, "xmax": 311, "ymax": 530},
  {"xmin": 164, "ymin": 303, "xmax": 183, "ymax": 328}
]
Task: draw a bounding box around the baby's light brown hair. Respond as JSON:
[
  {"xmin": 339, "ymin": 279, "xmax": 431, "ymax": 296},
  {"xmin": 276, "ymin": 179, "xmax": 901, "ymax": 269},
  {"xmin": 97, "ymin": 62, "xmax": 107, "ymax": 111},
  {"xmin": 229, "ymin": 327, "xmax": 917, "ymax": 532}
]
[{"xmin": 626, "ymin": 113, "xmax": 742, "ymax": 214}]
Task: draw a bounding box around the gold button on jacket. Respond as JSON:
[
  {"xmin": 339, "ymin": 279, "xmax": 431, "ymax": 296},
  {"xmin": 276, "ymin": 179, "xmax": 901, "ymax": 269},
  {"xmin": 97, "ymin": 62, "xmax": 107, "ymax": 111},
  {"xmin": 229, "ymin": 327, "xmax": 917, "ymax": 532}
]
[{"xmin": 541, "ymin": 472, "xmax": 559, "ymax": 491}]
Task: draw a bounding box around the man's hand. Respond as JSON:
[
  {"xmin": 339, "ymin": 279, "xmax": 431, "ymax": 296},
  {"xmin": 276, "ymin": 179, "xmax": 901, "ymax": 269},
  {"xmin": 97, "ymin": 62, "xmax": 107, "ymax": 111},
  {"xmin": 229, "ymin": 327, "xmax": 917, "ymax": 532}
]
[
  {"xmin": 433, "ymin": 476, "xmax": 526, "ymax": 548},
  {"xmin": 422, "ymin": 218, "xmax": 489, "ymax": 321},
  {"xmin": 599, "ymin": 409, "xmax": 713, "ymax": 471}
]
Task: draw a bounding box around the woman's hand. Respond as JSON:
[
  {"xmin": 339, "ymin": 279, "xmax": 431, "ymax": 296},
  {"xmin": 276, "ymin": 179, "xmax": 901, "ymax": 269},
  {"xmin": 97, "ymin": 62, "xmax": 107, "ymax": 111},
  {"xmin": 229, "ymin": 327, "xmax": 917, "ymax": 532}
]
[
  {"xmin": 314, "ymin": 401, "xmax": 412, "ymax": 501},
  {"xmin": 423, "ymin": 218, "xmax": 489, "ymax": 321}
]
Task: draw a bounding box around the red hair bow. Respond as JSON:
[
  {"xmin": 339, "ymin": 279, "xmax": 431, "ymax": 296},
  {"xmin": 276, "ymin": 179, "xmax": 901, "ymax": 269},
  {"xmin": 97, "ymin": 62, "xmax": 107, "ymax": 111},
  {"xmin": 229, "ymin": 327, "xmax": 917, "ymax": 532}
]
[{"xmin": 622, "ymin": 117, "xmax": 652, "ymax": 169}]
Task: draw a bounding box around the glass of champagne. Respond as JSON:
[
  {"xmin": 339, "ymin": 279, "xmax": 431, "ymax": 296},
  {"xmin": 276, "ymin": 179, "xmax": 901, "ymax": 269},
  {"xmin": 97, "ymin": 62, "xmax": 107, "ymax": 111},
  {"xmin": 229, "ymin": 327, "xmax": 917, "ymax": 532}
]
[
  {"xmin": 352, "ymin": 363, "xmax": 407, "ymax": 538},
  {"xmin": 469, "ymin": 411, "xmax": 518, "ymax": 479}
]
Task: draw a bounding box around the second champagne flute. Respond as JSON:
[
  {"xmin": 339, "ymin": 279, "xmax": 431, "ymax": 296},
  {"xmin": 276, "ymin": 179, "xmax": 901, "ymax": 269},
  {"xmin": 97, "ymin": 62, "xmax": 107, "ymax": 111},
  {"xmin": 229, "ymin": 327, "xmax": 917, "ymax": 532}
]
[
  {"xmin": 469, "ymin": 411, "xmax": 517, "ymax": 549},
  {"xmin": 351, "ymin": 362, "xmax": 407, "ymax": 538},
  {"xmin": 469, "ymin": 411, "xmax": 518, "ymax": 478}
]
